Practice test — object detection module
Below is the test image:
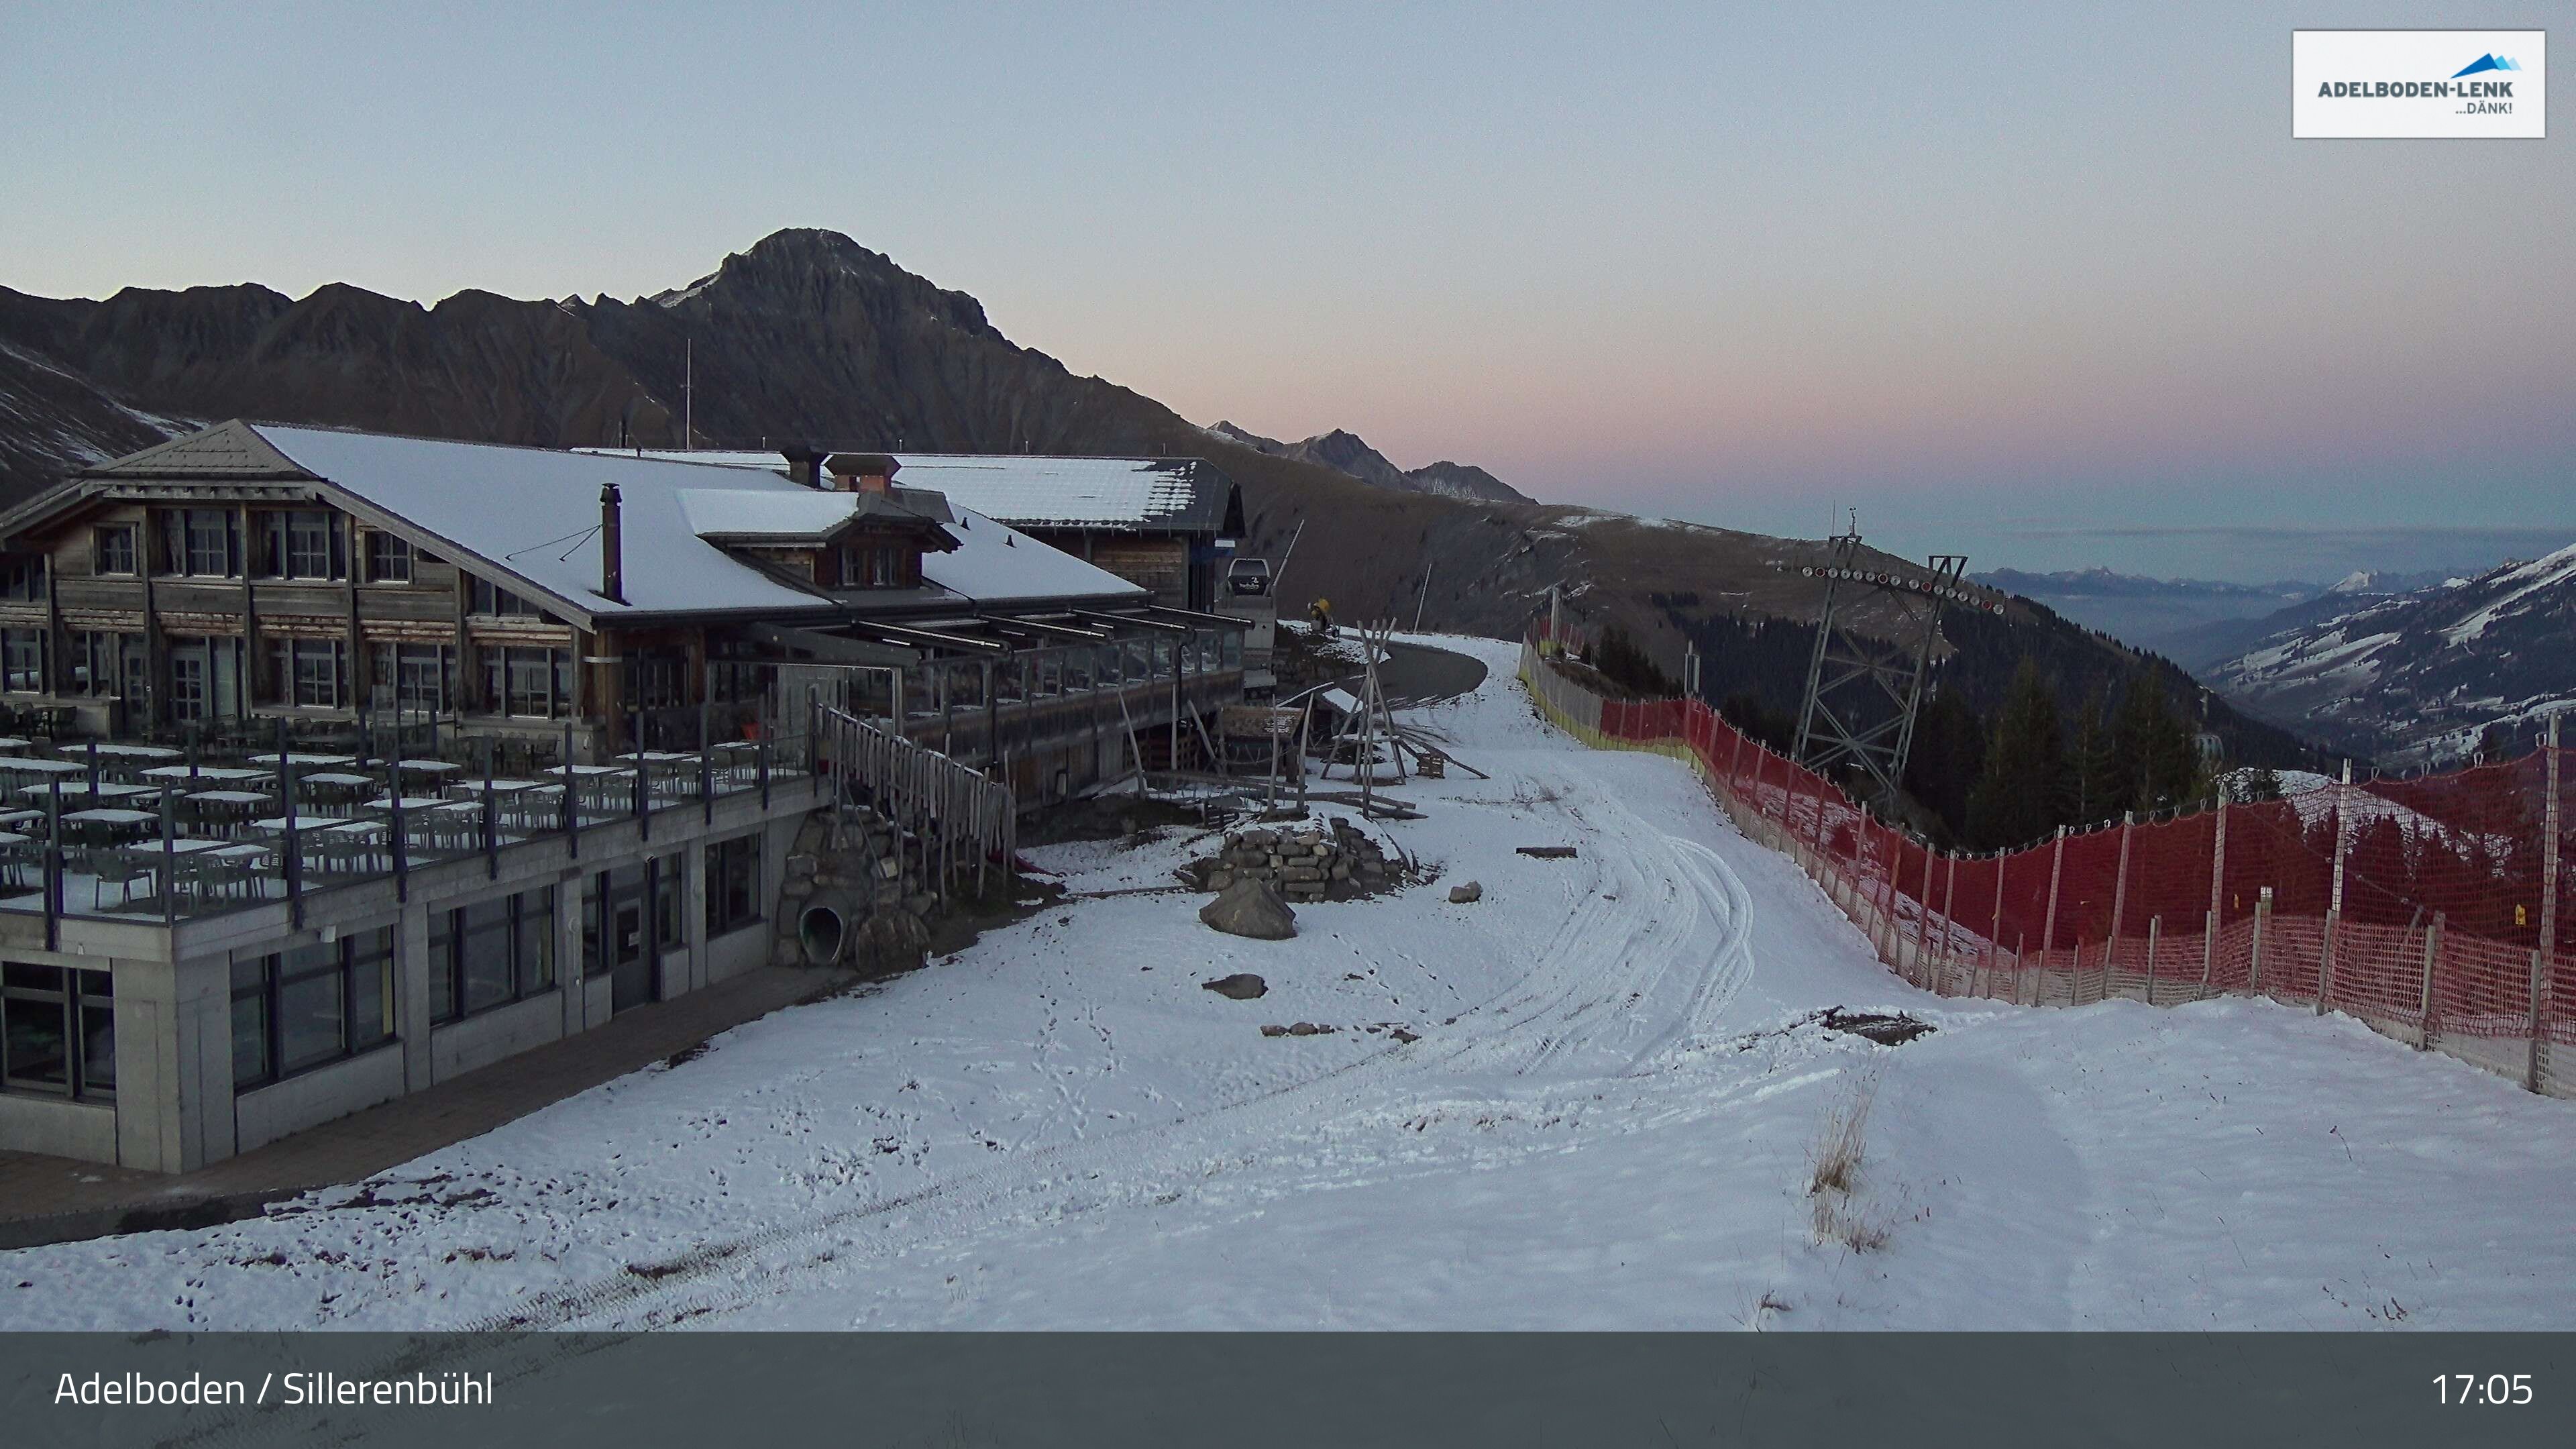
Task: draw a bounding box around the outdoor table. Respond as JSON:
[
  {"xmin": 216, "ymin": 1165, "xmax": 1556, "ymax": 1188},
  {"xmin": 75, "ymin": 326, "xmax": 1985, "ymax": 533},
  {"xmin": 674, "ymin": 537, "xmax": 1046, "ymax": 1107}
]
[
  {"xmin": 139, "ymin": 765, "xmax": 274, "ymax": 785},
  {"xmin": 0, "ymin": 808, "xmax": 41, "ymax": 828},
  {"xmin": 247, "ymin": 815, "xmax": 341, "ymax": 835},
  {"xmin": 315, "ymin": 820, "xmax": 392, "ymax": 873},
  {"xmin": 362, "ymin": 795, "xmax": 452, "ymax": 813},
  {"xmin": 394, "ymin": 759, "xmax": 463, "ymax": 779},
  {"xmin": 445, "ymin": 777, "xmax": 553, "ymax": 796},
  {"xmin": 248, "ymin": 753, "xmax": 357, "ymax": 769},
  {"xmin": 0, "ymin": 737, "xmax": 30, "ymax": 755},
  {"xmin": 616, "ymin": 751, "xmax": 704, "ymax": 796},
  {"xmin": 60, "ymin": 808, "xmax": 159, "ymax": 846},
  {"xmin": 541, "ymin": 763, "xmax": 635, "ymax": 810},
  {"xmin": 0, "ymin": 830, "xmax": 26, "ymax": 847},
  {"xmin": 19, "ymin": 780, "xmax": 156, "ymax": 803},
  {"xmin": 87, "ymin": 743, "xmax": 180, "ymax": 761},
  {"xmin": 183, "ymin": 790, "xmax": 268, "ymax": 839},
  {"xmin": 0, "ymin": 757, "xmax": 87, "ymax": 777},
  {"xmin": 185, "ymin": 790, "xmax": 273, "ymax": 804}
]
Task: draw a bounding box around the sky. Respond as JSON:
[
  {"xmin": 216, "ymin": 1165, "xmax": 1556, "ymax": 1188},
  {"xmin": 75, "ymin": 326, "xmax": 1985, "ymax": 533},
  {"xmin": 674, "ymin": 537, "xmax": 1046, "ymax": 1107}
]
[{"xmin": 1, "ymin": 1, "xmax": 2568, "ymax": 583}]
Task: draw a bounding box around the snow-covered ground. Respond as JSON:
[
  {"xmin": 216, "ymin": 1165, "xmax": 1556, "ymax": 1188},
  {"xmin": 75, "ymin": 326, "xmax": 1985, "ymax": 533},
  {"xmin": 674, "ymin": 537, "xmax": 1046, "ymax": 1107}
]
[{"xmin": 5, "ymin": 634, "xmax": 2575, "ymax": 1330}]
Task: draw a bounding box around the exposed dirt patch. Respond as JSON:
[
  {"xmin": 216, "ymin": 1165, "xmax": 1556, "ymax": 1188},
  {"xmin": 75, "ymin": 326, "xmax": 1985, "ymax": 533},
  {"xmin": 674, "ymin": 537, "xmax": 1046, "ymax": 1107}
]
[{"xmin": 1818, "ymin": 1008, "xmax": 1935, "ymax": 1046}]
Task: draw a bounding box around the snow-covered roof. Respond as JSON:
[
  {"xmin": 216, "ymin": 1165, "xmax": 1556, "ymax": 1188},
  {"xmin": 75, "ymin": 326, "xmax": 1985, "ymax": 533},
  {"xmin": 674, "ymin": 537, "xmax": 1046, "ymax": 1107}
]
[
  {"xmin": 586, "ymin": 447, "xmax": 1239, "ymax": 534},
  {"xmin": 50, "ymin": 422, "xmax": 1144, "ymax": 625},
  {"xmin": 674, "ymin": 486, "xmax": 953, "ymax": 545}
]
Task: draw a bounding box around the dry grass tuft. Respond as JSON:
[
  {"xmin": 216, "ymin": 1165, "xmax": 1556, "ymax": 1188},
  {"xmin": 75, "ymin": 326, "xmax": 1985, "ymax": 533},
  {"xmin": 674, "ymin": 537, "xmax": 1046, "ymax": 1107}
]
[{"xmin": 1807, "ymin": 1071, "xmax": 1892, "ymax": 1253}]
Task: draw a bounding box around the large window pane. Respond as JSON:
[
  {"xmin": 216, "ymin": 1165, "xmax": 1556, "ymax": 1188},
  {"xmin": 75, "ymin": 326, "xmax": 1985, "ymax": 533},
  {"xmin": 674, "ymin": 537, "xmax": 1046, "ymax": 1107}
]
[
  {"xmin": 3, "ymin": 993, "xmax": 68, "ymax": 1090},
  {"xmin": 429, "ymin": 910, "xmax": 457, "ymax": 1023},
  {"xmin": 515, "ymin": 890, "xmax": 555, "ymax": 995},
  {"xmin": 349, "ymin": 928, "xmax": 395, "ymax": 1051},
  {"xmin": 277, "ymin": 961, "xmax": 345, "ymax": 1074},
  {"xmin": 461, "ymin": 898, "xmax": 513, "ymax": 1014},
  {"xmin": 230, "ymin": 957, "xmax": 270, "ymax": 1089}
]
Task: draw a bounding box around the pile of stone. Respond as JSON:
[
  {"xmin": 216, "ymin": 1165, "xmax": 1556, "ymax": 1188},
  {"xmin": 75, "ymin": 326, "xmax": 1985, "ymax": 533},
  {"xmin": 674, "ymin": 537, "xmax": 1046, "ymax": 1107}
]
[
  {"xmin": 1182, "ymin": 817, "xmax": 1405, "ymax": 902},
  {"xmin": 777, "ymin": 813, "xmax": 938, "ymax": 975}
]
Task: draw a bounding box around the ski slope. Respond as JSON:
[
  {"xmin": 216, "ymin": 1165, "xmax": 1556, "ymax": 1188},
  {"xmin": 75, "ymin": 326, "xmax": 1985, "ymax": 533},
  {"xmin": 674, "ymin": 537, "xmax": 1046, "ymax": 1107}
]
[{"xmin": 4, "ymin": 634, "xmax": 2574, "ymax": 1331}]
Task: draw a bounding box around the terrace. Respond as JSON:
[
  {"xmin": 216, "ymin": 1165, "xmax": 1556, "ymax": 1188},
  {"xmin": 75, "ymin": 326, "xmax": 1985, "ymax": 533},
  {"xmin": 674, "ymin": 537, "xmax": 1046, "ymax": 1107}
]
[{"xmin": 0, "ymin": 708, "xmax": 814, "ymax": 932}]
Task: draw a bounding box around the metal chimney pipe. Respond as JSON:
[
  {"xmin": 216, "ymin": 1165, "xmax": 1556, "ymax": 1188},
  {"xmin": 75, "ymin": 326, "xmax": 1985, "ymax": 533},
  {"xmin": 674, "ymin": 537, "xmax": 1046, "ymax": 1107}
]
[{"xmin": 599, "ymin": 482, "xmax": 625, "ymax": 602}]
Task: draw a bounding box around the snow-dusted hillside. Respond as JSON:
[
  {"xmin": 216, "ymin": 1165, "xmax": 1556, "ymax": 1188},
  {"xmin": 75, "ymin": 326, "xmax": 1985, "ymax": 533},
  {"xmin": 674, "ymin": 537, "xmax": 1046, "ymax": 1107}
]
[
  {"xmin": 5, "ymin": 635, "xmax": 2573, "ymax": 1332},
  {"xmin": 2208, "ymin": 543, "xmax": 2576, "ymax": 763}
]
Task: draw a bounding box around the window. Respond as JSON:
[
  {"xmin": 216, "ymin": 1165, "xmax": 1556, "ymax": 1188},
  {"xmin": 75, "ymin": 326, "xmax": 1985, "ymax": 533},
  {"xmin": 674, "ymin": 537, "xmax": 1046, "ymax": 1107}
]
[
  {"xmin": 70, "ymin": 632, "xmax": 143, "ymax": 698},
  {"xmin": 428, "ymin": 890, "xmax": 555, "ymax": 1024},
  {"xmin": 371, "ymin": 643, "xmax": 453, "ymax": 714},
  {"xmin": 706, "ymin": 833, "xmax": 763, "ymax": 936},
  {"xmin": 366, "ymin": 531, "xmax": 413, "ymax": 583},
  {"xmin": 481, "ymin": 646, "xmax": 572, "ymax": 718},
  {"xmin": 268, "ymin": 638, "xmax": 345, "ymax": 709},
  {"xmin": 0, "ymin": 557, "xmax": 42, "ymax": 600},
  {"xmin": 160, "ymin": 508, "xmax": 237, "ymax": 577},
  {"xmin": 469, "ymin": 578, "xmax": 547, "ymax": 618},
  {"xmin": 229, "ymin": 929, "xmax": 396, "ymax": 1090},
  {"xmin": 1, "ymin": 630, "xmax": 44, "ymax": 694},
  {"xmin": 836, "ymin": 542, "xmax": 910, "ymax": 589},
  {"xmin": 3, "ymin": 963, "xmax": 113, "ymax": 1100},
  {"xmin": 93, "ymin": 526, "xmax": 137, "ymax": 576},
  {"xmin": 292, "ymin": 511, "xmax": 335, "ymax": 579},
  {"xmin": 629, "ymin": 653, "xmax": 686, "ymax": 710},
  {"xmin": 653, "ymin": 853, "xmax": 686, "ymax": 949}
]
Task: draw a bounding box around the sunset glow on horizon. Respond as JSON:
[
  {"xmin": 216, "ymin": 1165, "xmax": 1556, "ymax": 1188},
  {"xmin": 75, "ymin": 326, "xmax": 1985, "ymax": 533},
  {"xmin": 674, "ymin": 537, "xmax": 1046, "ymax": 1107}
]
[{"xmin": 3, "ymin": 1, "xmax": 2565, "ymax": 580}]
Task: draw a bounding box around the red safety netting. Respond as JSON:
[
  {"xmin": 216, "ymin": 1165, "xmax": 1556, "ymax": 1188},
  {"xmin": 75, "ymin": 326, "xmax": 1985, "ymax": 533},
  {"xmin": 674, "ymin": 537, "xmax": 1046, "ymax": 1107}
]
[{"xmin": 1517, "ymin": 629, "xmax": 2574, "ymax": 1091}]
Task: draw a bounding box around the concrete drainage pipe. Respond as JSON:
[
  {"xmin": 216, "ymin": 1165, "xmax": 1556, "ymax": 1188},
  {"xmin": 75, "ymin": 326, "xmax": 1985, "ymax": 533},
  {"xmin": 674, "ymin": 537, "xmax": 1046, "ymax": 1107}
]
[{"xmin": 797, "ymin": 892, "xmax": 872, "ymax": 967}]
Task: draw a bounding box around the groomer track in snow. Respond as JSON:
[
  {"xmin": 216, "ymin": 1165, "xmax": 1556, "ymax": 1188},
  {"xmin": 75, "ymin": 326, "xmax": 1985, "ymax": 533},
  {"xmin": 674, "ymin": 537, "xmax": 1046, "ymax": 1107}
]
[{"xmin": 4, "ymin": 635, "xmax": 2574, "ymax": 1330}]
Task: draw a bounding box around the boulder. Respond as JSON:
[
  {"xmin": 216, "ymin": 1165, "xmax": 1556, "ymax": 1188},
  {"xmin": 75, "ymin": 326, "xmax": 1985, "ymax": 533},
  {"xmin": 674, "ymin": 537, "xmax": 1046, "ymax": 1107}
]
[
  {"xmin": 1199, "ymin": 879, "xmax": 1298, "ymax": 940},
  {"xmin": 847, "ymin": 910, "xmax": 931, "ymax": 977},
  {"xmin": 1202, "ymin": 973, "xmax": 1269, "ymax": 1000},
  {"xmin": 1449, "ymin": 881, "xmax": 1483, "ymax": 904}
]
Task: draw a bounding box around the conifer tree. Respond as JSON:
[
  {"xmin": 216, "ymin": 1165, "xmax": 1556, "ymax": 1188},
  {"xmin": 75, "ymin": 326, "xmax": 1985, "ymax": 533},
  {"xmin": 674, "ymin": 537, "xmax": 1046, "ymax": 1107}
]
[{"xmin": 1967, "ymin": 659, "xmax": 2064, "ymax": 849}]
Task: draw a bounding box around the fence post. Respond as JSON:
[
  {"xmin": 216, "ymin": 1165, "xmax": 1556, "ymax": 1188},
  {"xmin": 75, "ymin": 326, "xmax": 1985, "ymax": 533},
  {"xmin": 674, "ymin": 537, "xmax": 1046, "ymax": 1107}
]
[
  {"xmin": 1938, "ymin": 853, "xmax": 1959, "ymax": 996},
  {"xmin": 2108, "ymin": 812, "xmax": 2135, "ymax": 1002},
  {"xmin": 2145, "ymin": 914, "xmax": 2160, "ymax": 1008},
  {"xmin": 2531, "ymin": 713, "xmax": 2561, "ymax": 1093},
  {"xmin": 1986, "ymin": 854, "xmax": 2006, "ymax": 1000},
  {"xmin": 2204, "ymin": 798, "xmax": 2226, "ymax": 998},
  {"xmin": 2039, "ymin": 826, "xmax": 2068, "ymax": 1007},
  {"xmin": 2250, "ymin": 885, "xmax": 2273, "ymax": 996},
  {"xmin": 2419, "ymin": 910, "xmax": 2444, "ymax": 1052},
  {"xmin": 2321, "ymin": 759, "xmax": 2352, "ymax": 1016}
]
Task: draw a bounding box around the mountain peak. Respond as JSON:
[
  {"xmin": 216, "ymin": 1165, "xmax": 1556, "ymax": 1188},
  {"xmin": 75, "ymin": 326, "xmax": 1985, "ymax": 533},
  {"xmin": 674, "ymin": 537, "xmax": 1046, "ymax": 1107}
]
[{"xmin": 1201, "ymin": 419, "xmax": 1530, "ymax": 502}]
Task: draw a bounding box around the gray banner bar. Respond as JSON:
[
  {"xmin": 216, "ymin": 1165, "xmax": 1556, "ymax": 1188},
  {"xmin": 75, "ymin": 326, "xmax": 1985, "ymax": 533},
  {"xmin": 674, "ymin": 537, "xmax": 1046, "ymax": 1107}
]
[{"xmin": 5, "ymin": 1332, "xmax": 2569, "ymax": 1448}]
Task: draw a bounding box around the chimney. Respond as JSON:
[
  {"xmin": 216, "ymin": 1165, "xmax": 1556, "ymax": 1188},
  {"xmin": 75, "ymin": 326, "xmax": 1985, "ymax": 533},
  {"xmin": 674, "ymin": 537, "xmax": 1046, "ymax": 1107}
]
[
  {"xmin": 778, "ymin": 442, "xmax": 824, "ymax": 489},
  {"xmin": 824, "ymin": 451, "xmax": 898, "ymax": 495},
  {"xmin": 598, "ymin": 482, "xmax": 625, "ymax": 602}
]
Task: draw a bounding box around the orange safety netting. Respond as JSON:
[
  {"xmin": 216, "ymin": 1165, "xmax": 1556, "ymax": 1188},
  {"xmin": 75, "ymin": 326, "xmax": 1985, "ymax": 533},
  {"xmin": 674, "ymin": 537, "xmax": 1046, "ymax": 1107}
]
[{"xmin": 1527, "ymin": 627, "xmax": 2569, "ymax": 1088}]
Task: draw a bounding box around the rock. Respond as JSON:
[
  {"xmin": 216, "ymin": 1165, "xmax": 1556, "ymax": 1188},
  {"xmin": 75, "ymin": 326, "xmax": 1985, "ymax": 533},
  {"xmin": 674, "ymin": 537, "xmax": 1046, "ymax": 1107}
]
[
  {"xmin": 1389, "ymin": 1027, "xmax": 1420, "ymax": 1044},
  {"xmin": 1207, "ymin": 870, "xmax": 1234, "ymax": 892},
  {"xmin": 1286, "ymin": 1021, "xmax": 1334, "ymax": 1036},
  {"xmin": 847, "ymin": 910, "xmax": 931, "ymax": 977},
  {"xmin": 1448, "ymin": 881, "xmax": 1483, "ymax": 904},
  {"xmin": 1203, "ymin": 973, "xmax": 1269, "ymax": 1000},
  {"xmin": 1260, "ymin": 1024, "xmax": 1290, "ymax": 1036},
  {"xmin": 1200, "ymin": 879, "xmax": 1298, "ymax": 939}
]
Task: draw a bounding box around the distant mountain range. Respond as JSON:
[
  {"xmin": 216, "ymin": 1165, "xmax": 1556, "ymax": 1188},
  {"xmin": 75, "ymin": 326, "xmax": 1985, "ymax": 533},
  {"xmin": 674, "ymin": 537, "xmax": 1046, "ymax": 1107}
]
[
  {"xmin": 2199, "ymin": 544, "xmax": 2576, "ymax": 765},
  {"xmin": 1204, "ymin": 421, "xmax": 1530, "ymax": 502},
  {"xmin": 1972, "ymin": 565, "xmax": 2465, "ymax": 665},
  {"xmin": 0, "ymin": 227, "xmax": 2314, "ymax": 778}
]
